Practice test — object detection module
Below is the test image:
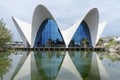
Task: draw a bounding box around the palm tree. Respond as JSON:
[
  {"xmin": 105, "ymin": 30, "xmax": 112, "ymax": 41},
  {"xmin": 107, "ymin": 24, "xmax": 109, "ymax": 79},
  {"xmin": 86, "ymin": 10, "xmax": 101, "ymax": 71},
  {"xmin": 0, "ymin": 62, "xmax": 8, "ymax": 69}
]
[
  {"xmin": 96, "ymin": 38, "xmax": 104, "ymax": 46},
  {"xmin": 81, "ymin": 38, "xmax": 88, "ymax": 47}
]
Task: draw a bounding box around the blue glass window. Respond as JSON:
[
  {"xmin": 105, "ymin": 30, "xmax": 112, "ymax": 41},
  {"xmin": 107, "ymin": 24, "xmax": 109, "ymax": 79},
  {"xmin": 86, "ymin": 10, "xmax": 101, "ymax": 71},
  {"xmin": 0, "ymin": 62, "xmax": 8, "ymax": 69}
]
[
  {"xmin": 34, "ymin": 19, "xmax": 65, "ymax": 47},
  {"xmin": 69, "ymin": 21, "xmax": 92, "ymax": 47}
]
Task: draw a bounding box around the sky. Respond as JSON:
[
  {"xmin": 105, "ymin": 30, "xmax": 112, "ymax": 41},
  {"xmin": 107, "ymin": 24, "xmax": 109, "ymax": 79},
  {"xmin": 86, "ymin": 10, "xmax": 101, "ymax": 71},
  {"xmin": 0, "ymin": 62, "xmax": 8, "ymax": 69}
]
[{"xmin": 0, "ymin": 0, "xmax": 120, "ymax": 41}]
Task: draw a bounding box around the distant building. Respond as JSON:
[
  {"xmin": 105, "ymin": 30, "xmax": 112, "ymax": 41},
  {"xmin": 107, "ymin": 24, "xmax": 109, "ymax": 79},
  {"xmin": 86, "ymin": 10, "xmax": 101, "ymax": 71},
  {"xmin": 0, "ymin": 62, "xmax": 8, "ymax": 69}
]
[
  {"xmin": 12, "ymin": 5, "xmax": 106, "ymax": 48},
  {"xmin": 101, "ymin": 36, "xmax": 120, "ymax": 44},
  {"xmin": 11, "ymin": 41, "xmax": 25, "ymax": 48}
]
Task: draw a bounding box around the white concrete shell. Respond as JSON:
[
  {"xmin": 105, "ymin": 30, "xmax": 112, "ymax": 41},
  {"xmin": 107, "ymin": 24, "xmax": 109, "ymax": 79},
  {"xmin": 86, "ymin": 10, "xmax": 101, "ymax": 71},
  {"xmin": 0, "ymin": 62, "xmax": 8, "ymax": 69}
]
[
  {"xmin": 96, "ymin": 21, "xmax": 107, "ymax": 45},
  {"xmin": 12, "ymin": 17, "xmax": 31, "ymax": 47},
  {"xmin": 31, "ymin": 5, "xmax": 54, "ymax": 47},
  {"xmin": 12, "ymin": 5, "xmax": 106, "ymax": 48},
  {"xmin": 62, "ymin": 8, "xmax": 105, "ymax": 47}
]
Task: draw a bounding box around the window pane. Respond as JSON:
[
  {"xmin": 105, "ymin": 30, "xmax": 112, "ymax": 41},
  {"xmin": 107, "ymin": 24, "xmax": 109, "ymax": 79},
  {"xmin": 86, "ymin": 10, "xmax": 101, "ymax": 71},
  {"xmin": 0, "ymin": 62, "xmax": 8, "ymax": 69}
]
[
  {"xmin": 69, "ymin": 21, "xmax": 92, "ymax": 47},
  {"xmin": 34, "ymin": 19, "xmax": 65, "ymax": 47}
]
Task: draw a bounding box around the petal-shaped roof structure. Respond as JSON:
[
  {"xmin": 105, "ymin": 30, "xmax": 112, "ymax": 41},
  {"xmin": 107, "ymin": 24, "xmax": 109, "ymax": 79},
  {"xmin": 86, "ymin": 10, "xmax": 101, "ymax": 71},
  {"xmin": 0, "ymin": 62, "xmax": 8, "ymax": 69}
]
[
  {"xmin": 96, "ymin": 21, "xmax": 107, "ymax": 45},
  {"xmin": 31, "ymin": 5, "xmax": 54, "ymax": 47},
  {"xmin": 12, "ymin": 5, "xmax": 106, "ymax": 48},
  {"xmin": 31, "ymin": 5, "xmax": 53, "ymax": 46},
  {"xmin": 12, "ymin": 17, "xmax": 31, "ymax": 47},
  {"xmin": 62, "ymin": 8, "xmax": 101, "ymax": 47},
  {"xmin": 31, "ymin": 5, "xmax": 65, "ymax": 47}
]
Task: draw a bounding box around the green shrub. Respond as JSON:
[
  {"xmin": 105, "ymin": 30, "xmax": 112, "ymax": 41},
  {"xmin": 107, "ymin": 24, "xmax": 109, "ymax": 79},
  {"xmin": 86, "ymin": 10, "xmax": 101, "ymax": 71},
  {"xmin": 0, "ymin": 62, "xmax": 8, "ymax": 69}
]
[{"xmin": 0, "ymin": 19, "xmax": 12, "ymax": 52}]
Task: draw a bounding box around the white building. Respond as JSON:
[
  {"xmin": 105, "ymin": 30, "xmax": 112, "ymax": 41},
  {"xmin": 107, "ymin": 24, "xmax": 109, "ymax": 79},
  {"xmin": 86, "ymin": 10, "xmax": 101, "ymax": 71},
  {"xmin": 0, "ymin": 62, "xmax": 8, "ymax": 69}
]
[{"xmin": 12, "ymin": 5, "xmax": 107, "ymax": 48}]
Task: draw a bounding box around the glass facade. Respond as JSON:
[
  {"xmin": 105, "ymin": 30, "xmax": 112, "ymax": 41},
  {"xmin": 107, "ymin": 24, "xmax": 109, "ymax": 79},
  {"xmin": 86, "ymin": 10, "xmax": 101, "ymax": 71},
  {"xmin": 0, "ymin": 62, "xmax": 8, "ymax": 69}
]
[
  {"xmin": 69, "ymin": 21, "xmax": 92, "ymax": 47},
  {"xmin": 34, "ymin": 19, "xmax": 65, "ymax": 47}
]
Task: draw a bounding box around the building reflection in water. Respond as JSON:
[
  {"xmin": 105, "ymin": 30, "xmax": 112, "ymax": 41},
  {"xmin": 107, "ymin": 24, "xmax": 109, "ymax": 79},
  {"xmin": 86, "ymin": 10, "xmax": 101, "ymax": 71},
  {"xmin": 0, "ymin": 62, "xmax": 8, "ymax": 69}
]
[
  {"xmin": 33, "ymin": 51, "xmax": 65, "ymax": 80},
  {"xmin": 0, "ymin": 52, "xmax": 12, "ymax": 80},
  {"xmin": 11, "ymin": 51, "xmax": 30, "ymax": 80},
  {"xmin": 11, "ymin": 51, "xmax": 110, "ymax": 80},
  {"xmin": 86, "ymin": 52, "xmax": 110, "ymax": 80},
  {"xmin": 69, "ymin": 51, "xmax": 92, "ymax": 80}
]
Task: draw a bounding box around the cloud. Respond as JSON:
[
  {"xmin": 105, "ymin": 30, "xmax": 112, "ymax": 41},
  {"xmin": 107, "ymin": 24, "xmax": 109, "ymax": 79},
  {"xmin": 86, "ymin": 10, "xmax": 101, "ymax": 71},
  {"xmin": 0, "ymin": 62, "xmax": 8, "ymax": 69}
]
[{"xmin": 0, "ymin": 0, "xmax": 120, "ymax": 40}]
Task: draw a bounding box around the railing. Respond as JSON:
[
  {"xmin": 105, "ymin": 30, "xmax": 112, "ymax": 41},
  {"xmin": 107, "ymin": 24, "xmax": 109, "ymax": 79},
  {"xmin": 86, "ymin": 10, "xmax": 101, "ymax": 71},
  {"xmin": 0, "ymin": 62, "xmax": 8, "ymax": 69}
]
[{"xmin": 14, "ymin": 47, "xmax": 105, "ymax": 52}]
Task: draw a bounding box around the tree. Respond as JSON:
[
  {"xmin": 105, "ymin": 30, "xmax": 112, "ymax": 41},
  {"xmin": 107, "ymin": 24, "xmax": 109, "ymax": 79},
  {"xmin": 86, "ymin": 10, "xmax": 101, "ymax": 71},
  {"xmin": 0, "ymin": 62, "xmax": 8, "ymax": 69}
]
[
  {"xmin": 0, "ymin": 52, "xmax": 11, "ymax": 79},
  {"xmin": 81, "ymin": 38, "xmax": 88, "ymax": 47},
  {"xmin": 109, "ymin": 38, "xmax": 115, "ymax": 44},
  {"xmin": 96, "ymin": 38, "xmax": 104, "ymax": 46},
  {"xmin": 106, "ymin": 38, "xmax": 117, "ymax": 48},
  {"xmin": 0, "ymin": 19, "xmax": 12, "ymax": 51},
  {"xmin": 56, "ymin": 38, "xmax": 61, "ymax": 44}
]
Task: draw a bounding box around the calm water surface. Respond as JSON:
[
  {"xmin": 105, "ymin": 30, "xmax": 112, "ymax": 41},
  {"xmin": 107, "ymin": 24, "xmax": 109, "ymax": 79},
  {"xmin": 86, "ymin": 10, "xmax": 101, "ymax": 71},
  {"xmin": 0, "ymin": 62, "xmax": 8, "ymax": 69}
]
[{"xmin": 0, "ymin": 51, "xmax": 120, "ymax": 80}]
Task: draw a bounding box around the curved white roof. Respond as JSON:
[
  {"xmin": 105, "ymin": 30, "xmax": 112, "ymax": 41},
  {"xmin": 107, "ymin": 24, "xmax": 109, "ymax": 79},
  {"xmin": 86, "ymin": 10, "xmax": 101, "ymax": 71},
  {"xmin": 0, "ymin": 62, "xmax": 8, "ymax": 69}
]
[
  {"xmin": 62, "ymin": 8, "xmax": 100, "ymax": 47},
  {"xmin": 31, "ymin": 5, "xmax": 54, "ymax": 47},
  {"xmin": 12, "ymin": 17, "xmax": 31, "ymax": 47},
  {"xmin": 12, "ymin": 5, "xmax": 107, "ymax": 47}
]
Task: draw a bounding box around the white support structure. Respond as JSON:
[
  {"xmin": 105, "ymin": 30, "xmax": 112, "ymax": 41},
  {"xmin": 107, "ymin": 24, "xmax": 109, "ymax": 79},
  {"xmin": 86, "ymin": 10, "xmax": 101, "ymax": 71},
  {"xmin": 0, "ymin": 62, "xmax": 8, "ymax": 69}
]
[
  {"xmin": 12, "ymin": 5, "xmax": 107, "ymax": 48},
  {"xmin": 12, "ymin": 17, "xmax": 31, "ymax": 47}
]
